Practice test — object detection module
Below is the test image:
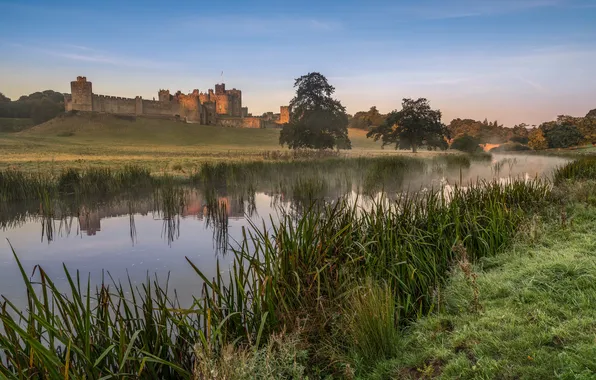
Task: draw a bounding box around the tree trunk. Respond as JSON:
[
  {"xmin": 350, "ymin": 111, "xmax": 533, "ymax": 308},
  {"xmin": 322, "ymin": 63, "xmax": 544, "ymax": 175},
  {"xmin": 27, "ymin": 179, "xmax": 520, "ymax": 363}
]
[{"xmin": 412, "ymin": 144, "xmax": 418, "ymax": 153}]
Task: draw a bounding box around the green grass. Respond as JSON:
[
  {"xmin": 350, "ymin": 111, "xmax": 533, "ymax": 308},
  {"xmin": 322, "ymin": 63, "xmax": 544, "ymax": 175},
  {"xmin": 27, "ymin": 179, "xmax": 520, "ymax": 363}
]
[
  {"xmin": 376, "ymin": 199, "xmax": 596, "ymax": 379},
  {"xmin": 0, "ymin": 113, "xmax": 398, "ymax": 173}
]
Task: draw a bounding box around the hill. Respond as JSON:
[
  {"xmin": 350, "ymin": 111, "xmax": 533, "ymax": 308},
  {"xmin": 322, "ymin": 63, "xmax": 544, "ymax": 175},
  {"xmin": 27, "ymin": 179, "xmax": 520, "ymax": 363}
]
[{"xmin": 0, "ymin": 113, "xmax": 385, "ymax": 173}]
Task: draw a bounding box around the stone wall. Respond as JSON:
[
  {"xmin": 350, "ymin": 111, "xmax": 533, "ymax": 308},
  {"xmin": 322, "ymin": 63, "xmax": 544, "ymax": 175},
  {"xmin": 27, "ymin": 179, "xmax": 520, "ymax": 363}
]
[
  {"xmin": 242, "ymin": 117, "xmax": 263, "ymax": 129},
  {"xmin": 142, "ymin": 99, "xmax": 180, "ymax": 117},
  {"xmin": 217, "ymin": 117, "xmax": 244, "ymax": 128},
  {"xmin": 92, "ymin": 95, "xmax": 136, "ymax": 114},
  {"xmin": 214, "ymin": 94, "xmax": 229, "ymax": 115},
  {"xmin": 227, "ymin": 89, "xmax": 242, "ymax": 117},
  {"xmin": 176, "ymin": 93, "xmax": 201, "ymax": 122}
]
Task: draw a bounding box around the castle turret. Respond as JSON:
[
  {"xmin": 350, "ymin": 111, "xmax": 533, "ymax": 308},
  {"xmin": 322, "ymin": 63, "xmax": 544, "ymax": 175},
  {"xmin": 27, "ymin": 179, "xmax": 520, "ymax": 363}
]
[
  {"xmin": 70, "ymin": 76, "xmax": 93, "ymax": 112},
  {"xmin": 215, "ymin": 83, "xmax": 226, "ymax": 95},
  {"xmin": 158, "ymin": 89, "xmax": 171, "ymax": 102},
  {"xmin": 279, "ymin": 106, "xmax": 290, "ymax": 124}
]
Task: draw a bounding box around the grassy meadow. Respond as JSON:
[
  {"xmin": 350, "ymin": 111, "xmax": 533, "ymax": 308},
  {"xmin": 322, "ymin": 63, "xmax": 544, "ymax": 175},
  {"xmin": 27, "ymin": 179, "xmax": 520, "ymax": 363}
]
[{"xmin": 0, "ymin": 113, "xmax": 415, "ymax": 173}]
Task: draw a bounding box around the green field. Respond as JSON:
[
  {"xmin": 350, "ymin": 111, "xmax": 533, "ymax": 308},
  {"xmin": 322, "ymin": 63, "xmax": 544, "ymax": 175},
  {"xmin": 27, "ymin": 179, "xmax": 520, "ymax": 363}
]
[{"xmin": 0, "ymin": 113, "xmax": 413, "ymax": 173}]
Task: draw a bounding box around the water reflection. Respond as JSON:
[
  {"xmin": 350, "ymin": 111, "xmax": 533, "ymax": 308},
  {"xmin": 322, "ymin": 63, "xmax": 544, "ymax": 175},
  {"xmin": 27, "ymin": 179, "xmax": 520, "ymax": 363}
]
[{"xmin": 0, "ymin": 154, "xmax": 571, "ymax": 307}]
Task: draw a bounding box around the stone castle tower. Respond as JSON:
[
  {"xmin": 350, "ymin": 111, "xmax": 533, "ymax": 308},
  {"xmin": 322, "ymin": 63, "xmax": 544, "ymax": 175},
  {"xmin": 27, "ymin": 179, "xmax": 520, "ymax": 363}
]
[
  {"xmin": 70, "ymin": 76, "xmax": 93, "ymax": 111},
  {"xmin": 279, "ymin": 106, "xmax": 290, "ymax": 124}
]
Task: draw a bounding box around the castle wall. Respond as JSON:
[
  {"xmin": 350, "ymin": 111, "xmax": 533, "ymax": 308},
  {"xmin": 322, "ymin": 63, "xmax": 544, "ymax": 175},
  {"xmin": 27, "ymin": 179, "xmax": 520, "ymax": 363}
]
[
  {"xmin": 92, "ymin": 95, "xmax": 136, "ymax": 114},
  {"xmin": 217, "ymin": 117, "xmax": 244, "ymax": 128},
  {"xmin": 177, "ymin": 94, "xmax": 201, "ymax": 122},
  {"xmin": 214, "ymin": 94, "xmax": 229, "ymax": 115},
  {"xmin": 203, "ymin": 102, "xmax": 216, "ymax": 125},
  {"xmin": 242, "ymin": 117, "xmax": 263, "ymax": 129},
  {"xmin": 241, "ymin": 107, "xmax": 249, "ymax": 117},
  {"xmin": 142, "ymin": 99, "xmax": 180, "ymax": 117}
]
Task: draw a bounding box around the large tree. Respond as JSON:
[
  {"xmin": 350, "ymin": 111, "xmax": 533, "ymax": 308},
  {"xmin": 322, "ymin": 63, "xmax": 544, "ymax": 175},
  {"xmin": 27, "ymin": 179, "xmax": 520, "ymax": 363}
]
[
  {"xmin": 367, "ymin": 98, "xmax": 446, "ymax": 153},
  {"xmin": 586, "ymin": 109, "xmax": 596, "ymax": 119},
  {"xmin": 279, "ymin": 72, "xmax": 350, "ymax": 150}
]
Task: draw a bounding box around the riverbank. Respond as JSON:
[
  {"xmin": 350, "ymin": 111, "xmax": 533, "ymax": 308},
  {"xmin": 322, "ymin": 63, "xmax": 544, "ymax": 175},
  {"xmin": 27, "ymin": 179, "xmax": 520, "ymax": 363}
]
[
  {"xmin": 0, "ymin": 156, "xmax": 593, "ymax": 379},
  {"xmin": 372, "ymin": 181, "xmax": 596, "ymax": 379}
]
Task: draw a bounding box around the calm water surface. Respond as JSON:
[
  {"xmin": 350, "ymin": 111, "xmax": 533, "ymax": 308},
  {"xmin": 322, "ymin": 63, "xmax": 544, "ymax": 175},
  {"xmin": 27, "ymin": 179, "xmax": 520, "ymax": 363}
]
[{"xmin": 0, "ymin": 154, "xmax": 569, "ymax": 308}]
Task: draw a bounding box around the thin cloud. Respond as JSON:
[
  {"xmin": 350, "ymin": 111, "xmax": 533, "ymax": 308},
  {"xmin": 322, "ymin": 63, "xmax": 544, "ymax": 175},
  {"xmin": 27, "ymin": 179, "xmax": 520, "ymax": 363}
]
[
  {"xmin": 399, "ymin": 0, "xmax": 563, "ymax": 20},
  {"xmin": 518, "ymin": 76, "xmax": 550, "ymax": 94},
  {"xmin": 8, "ymin": 43, "xmax": 175, "ymax": 69}
]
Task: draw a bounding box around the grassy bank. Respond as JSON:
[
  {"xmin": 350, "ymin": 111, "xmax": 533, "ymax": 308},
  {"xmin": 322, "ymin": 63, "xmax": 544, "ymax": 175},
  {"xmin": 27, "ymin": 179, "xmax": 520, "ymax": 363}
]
[
  {"xmin": 1, "ymin": 158, "xmax": 594, "ymax": 378},
  {"xmin": 376, "ymin": 184, "xmax": 596, "ymax": 379}
]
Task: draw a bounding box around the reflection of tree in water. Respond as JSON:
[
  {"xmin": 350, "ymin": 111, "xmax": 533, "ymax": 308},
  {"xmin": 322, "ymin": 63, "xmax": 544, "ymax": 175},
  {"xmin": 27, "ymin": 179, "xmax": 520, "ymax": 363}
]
[{"xmin": 1, "ymin": 156, "xmax": 493, "ymax": 248}]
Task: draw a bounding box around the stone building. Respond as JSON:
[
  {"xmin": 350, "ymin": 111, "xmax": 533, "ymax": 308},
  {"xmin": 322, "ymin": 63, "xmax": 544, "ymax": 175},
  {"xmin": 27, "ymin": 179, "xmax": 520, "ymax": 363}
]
[{"xmin": 64, "ymin": 76, "xmax": 259, "ymax": 127}]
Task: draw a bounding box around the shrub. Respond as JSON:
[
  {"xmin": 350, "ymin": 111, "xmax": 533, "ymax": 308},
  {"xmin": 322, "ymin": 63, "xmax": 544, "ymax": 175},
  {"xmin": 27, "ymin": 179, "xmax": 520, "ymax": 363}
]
[{"xmin": 450, "ymin": 134, "xmax": 482, "ymax": 153}]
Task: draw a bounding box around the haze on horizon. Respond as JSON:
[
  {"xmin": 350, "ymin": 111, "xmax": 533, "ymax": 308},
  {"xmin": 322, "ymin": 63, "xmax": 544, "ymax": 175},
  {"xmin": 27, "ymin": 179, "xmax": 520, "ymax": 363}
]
[{"xmin": 0, "ymin": 0, "xmax": 595, "ymax": 127}]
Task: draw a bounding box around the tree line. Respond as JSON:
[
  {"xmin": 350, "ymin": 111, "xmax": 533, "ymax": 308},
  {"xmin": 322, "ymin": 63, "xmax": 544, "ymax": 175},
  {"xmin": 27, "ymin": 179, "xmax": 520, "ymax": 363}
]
[
  {"xmin": 279, "ymin": 72, "xmax": 596, "ymax": 152},
  {"xmin": 0, "ymin": 90, "xmax": 65, "ymax": 125}
]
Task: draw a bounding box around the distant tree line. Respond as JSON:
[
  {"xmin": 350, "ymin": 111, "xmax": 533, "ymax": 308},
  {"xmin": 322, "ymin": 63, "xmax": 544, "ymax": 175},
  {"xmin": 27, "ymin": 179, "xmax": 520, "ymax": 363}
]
[{"xmin": 0, "ymin": 90, "xmax": 65, "ymax": 125}]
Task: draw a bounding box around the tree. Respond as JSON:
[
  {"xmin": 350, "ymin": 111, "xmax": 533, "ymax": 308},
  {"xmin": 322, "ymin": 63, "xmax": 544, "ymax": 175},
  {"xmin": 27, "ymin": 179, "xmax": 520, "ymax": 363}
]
[
  {"xmin": 528, "ymin": 128, "xmax": 548, "ymax": 150},
  {"xmin": 543, "ymin": 123, "xmax": 583, "ymax": 149},
  {"xmin": 279, "ymin": 72, "xmax": 350, "ymax": 150},
  {"xmin": 366, "ymin": 98, "xmax": 446, "ymax": 153},
  {"xmin": 586, "ymin": 109, "xmax": 596, "ymax": 119},
  {"xmin": 0, "ymin": 93, "xmax": 10, "ymax": 103},
  {"xmin": 31, "ymin": 98, "xmax": 63, "ymax": 125},
  {"xmin": 450, "ymin": 134, "xmax": 482, "ymax": 153},
  {"xmin": 349, "ymin": 106, "xmax": 387, "ymax": 130}
]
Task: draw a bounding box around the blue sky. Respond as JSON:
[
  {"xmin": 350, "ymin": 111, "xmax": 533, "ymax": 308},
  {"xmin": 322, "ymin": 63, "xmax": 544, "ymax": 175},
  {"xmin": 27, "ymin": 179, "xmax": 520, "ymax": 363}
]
[{"xmin": 1, "ymin": 0, "xmax": 595, "ymax": 126}]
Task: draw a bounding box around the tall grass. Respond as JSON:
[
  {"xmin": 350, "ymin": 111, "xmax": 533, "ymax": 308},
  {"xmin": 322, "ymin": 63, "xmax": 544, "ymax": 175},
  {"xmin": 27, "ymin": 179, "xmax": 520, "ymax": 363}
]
[
  {"xmin": 0, "ymin": 165, "xmax": 153, "ymax": 202},
  {"xmin": 554, "ymin": 156, "xmax": 596, "ymax": 183},
  {"xmin": 186, "ymin": 178, "xmax": 550, "ymax": 374}
]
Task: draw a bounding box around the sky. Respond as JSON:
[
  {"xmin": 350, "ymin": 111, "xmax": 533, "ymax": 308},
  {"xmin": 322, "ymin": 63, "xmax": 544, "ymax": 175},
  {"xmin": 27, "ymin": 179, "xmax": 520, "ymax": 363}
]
[{"xmin": 0, "ymin": 0, "xmax": 595, "ymax": 126}]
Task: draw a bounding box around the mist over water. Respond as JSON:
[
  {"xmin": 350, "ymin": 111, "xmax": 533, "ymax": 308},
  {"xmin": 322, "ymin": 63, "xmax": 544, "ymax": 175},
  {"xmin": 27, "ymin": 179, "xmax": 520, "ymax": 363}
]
[{"xmin": 0, "ymin": 154, "xmax": 570, "ymax": 308}]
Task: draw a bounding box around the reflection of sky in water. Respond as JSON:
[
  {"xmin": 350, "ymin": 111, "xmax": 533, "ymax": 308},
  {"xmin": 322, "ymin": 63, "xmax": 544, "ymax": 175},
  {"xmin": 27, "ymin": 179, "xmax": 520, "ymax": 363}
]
[{"xmin": 0, "ymin": 155, "xmax": 570, "ymax": 309}]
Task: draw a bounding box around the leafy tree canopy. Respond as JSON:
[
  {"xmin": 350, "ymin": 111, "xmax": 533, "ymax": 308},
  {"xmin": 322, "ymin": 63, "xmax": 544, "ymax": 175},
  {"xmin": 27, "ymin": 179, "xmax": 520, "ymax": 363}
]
[
  {"xmin": 450, "ymin": 134, "xmax": 483, "ymax": 153},
  {"xmin": 528, "ymin": 128, "xmax": 548, "ymax": 150},
  {"xmin": 367, "ymin": 98, "xmax": 446, "ymax": 153},
  {"xmin": 348, "ymin": 106, "xmax": 386, "ymax": 130},
  {"xmin": 0, "ymin": 89, "xmax": 65, "ymax": 123},
  {"xmin": 586, "ymin": 109, "xmax": 596, "ymax": 119},
  {"xmin": 279, "ymin": 72, "xmax": 350, "ymax": 150}
]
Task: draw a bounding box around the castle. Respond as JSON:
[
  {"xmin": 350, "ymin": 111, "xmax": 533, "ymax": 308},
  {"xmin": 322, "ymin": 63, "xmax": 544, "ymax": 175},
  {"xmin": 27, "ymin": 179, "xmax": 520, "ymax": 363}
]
[{"xmin": 64, "ymin": 76, "xmax": 287, "ymax": 129}]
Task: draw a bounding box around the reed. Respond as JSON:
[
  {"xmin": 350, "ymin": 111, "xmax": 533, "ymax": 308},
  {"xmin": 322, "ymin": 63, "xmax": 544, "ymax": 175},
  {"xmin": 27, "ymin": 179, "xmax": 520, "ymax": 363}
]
[{"xmin": 554, "ymin": 156, "xmax": 596, "ymax": 183}]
